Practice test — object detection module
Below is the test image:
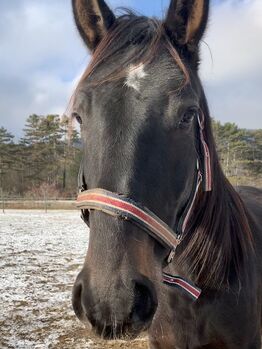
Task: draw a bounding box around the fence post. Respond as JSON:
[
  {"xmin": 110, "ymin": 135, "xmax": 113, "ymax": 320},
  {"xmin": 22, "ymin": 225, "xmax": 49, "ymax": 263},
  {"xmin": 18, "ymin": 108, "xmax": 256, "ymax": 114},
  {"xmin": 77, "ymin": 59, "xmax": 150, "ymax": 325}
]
[
  {"xmin": 1, "ymin": 188, "xmax": 4, "ymax": 214},
  {"xmin": 44, "ymin": 191, "xmax": 47, "ymax": 213}
]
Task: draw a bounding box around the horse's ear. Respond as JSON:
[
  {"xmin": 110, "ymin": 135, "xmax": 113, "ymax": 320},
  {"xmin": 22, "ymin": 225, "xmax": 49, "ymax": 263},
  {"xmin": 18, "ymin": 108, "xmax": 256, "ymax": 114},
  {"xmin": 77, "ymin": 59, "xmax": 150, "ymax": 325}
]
[
  {"xmin": 164, "ymin": 0, "xmax": 209, "ymax": 47},
  {"xmin": 72, "ymin": 0, "xmax": 116, "ymax": 51}
]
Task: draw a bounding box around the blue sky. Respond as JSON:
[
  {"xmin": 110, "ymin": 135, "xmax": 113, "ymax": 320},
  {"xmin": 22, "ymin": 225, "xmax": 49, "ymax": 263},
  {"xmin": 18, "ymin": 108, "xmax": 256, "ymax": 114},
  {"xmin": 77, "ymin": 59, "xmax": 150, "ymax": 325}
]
[{"xmin": 0, "ymin": 0, "xmax": 261, "ymax": 137}]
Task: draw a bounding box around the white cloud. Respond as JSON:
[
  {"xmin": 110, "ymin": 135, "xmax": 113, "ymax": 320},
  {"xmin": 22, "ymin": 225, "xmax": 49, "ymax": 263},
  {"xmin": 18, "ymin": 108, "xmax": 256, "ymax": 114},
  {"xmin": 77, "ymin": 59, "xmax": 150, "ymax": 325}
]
[
  {"xmin": 199, "ymin": 0, "xmax": 262, "ymax": 128},
  {"xmin": 201, "ymin": 0, "xmax": 262, "ymax": 82}
]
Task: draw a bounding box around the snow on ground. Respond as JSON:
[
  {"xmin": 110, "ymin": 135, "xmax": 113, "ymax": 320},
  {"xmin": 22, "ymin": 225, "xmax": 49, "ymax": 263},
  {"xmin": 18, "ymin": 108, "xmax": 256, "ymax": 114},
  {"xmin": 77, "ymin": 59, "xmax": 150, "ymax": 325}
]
[
  {"xmin": 0, "ymin": 210, "xmax": 90, "ymax": 349},
  {"xmin": 0, "ymin": 210, "xmax": 147, "ymax": 349}
]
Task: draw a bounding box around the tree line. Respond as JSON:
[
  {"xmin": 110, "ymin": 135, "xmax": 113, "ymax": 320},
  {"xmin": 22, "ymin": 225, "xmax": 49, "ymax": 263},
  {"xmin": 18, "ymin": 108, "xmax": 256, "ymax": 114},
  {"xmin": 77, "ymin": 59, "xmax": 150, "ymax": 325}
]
[
  {"xmin": 0, "ymin": 115, "xmax": 261, "ymax": 199},
  {"xmin": 0, "ymin": 115, "xmax": 81, "ymax": 199},
  {"xmin": 212, "ymin": 120, "xmax": 261, "ymax": 187}
]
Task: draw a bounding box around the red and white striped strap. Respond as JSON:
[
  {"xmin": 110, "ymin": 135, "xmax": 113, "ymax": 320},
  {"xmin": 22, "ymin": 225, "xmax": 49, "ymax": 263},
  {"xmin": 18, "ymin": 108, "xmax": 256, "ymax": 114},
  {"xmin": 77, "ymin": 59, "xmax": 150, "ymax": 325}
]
[
  {"xmin": 181, "ymin": 170, "xmax": 203, "ymax": 234},
  {"xmin": 163, "ymin": 273, "xmax": 201, "ymax": 300},
  {"xmin": 76, "ymin": 189, "xmax": 181, "ymax": 252}
]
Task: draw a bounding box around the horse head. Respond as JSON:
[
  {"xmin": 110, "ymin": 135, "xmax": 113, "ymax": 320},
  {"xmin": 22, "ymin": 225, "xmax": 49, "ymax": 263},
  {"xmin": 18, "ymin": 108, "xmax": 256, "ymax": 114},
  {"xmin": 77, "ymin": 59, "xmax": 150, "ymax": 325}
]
[{"xmin": 71, "ymin": 0, "xmax": 211, "ymax": 339}]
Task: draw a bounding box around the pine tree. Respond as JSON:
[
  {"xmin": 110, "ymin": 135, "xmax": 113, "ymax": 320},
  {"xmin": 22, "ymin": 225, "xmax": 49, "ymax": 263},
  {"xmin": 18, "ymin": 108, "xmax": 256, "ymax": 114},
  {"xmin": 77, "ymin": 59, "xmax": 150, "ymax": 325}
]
[
  {"xmin": 0, "ymin": 127, "xmax": 15, "ymax": 194},
  {"xmin": 19, "ymin": 114, "xmax": 81, "ymax": 195}
]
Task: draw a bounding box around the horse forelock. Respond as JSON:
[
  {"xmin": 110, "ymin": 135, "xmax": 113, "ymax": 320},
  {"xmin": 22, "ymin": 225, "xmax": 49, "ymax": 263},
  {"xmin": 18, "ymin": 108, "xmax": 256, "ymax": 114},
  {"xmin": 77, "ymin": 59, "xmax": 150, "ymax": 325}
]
[{"xmin": 72, "ymin": 13, "xmax": 190, "ymax": 91}]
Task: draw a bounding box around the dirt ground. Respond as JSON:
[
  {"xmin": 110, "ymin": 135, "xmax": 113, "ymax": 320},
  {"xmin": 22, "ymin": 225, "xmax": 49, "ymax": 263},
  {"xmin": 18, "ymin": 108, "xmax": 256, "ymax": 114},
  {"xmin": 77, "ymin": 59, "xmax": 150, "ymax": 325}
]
[
  {"xmin": 0, "ymin": 210, "xmax": 148, "ymax": 349},
  {"xmin": 44, "ymin": 326, "xmax": 148, "ymax": 349},
  {"xmin": 56, "ymin": 329, "xmax": 148, "ymax": 349}
]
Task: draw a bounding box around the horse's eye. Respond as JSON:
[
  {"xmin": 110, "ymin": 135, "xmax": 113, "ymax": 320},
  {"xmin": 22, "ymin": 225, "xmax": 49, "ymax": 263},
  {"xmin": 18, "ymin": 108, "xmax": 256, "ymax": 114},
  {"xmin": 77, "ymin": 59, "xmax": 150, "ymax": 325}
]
[
  {"xmin": 72, "ymin": 112, "xmax": 82, "ymax": 125},
  {"xmin": 180, "ymin": 108, "xmax": 198, "ymax": 127}
]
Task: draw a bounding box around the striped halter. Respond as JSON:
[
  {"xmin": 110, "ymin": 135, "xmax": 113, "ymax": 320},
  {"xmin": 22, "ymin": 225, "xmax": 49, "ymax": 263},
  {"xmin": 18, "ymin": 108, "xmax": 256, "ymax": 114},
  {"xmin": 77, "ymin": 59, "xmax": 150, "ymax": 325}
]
[{"xmin": 76, "ymin": 113, "xmax": 211, "ymax": 301}]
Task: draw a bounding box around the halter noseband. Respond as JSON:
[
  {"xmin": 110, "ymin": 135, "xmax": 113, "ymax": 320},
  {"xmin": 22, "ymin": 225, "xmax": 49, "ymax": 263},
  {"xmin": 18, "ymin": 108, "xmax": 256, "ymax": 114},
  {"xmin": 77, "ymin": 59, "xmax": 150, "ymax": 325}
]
[{"xmin": 76, "ymin": 112, "xmax": 211, "ymax": 301}]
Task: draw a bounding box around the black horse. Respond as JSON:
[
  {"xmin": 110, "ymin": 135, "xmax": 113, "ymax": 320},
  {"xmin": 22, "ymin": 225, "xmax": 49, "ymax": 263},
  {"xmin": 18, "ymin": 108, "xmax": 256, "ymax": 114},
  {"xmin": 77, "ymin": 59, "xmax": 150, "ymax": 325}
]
[{"xmin": 71, "ymin": 0, "xmax": 262, "ymax": 348}]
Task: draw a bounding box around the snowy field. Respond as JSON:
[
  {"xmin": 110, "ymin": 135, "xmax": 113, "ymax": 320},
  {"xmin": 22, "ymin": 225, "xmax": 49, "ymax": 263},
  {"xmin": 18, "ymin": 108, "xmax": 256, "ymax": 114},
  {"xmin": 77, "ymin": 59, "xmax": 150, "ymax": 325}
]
[{"xmin": 0, "ymin": 210, "xmax": 147, "ymax": 349}]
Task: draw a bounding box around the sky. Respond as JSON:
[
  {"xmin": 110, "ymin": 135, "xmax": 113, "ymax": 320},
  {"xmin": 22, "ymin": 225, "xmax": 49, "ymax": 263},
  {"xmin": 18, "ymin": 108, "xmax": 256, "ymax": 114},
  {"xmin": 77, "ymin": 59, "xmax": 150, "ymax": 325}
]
[{"xmin": 0, "ymin": 0, "xmax": 261, "ymax": 138}]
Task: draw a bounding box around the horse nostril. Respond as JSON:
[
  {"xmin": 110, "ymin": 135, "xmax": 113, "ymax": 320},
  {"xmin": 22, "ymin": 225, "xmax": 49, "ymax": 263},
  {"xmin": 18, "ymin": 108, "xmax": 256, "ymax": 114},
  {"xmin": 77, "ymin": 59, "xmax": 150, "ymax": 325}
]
[
  {"xmin": 72, "ymin": 281, "xmax": 84, "ymax": 320},
  {"xmin": 131, "ymin": 281, "xmax": 157, "ymax": 325}
]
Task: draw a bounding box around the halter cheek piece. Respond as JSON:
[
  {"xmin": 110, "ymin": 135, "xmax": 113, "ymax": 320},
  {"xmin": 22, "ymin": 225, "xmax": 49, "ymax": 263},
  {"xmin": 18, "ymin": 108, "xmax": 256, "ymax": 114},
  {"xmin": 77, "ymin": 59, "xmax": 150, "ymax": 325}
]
[{"xmin": 76, "ymin": 112, "xmax": 211, "ymax": 301}]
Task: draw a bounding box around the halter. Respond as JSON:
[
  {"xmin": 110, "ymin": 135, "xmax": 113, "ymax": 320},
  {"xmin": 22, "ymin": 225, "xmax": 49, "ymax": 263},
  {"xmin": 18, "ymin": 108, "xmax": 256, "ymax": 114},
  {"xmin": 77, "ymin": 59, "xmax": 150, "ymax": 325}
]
[{"xmin": 76, "ymin": 112, "xmax": 211, "ymax": 301}]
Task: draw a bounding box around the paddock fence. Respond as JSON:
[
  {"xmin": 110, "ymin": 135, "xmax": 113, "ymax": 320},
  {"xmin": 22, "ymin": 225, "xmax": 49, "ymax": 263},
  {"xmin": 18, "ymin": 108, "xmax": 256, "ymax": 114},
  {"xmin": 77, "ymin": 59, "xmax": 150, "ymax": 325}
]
[{"xmin": 0, "ymin": 196, "xmax": 76, "ymax": 212}]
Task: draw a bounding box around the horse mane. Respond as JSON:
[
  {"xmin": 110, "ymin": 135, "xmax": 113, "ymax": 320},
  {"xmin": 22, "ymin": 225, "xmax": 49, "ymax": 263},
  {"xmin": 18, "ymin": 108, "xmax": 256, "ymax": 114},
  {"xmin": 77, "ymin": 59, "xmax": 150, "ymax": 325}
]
[
  {"xmin": 73, "ymin": 11, "xmax": 254, "ymax": 290},
  {"xmin": 178, "ymin": 95, "xmax": 254, "ymax": 289}
]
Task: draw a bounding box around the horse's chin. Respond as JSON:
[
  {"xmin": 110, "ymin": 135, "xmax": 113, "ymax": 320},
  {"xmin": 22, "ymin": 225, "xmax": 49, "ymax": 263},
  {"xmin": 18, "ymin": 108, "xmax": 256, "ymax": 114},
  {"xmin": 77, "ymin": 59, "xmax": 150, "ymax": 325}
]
[{"xmin": 85, "ymin": 321, "xmax": 149, "ymax": 341}]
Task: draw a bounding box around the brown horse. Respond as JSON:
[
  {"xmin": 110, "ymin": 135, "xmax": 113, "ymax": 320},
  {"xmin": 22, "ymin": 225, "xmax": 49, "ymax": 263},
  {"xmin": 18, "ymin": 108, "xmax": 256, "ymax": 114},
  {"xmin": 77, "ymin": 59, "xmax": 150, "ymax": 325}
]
[{"xmin": 70, "ymin": 0, "xmax": 262, "ymax": 348}]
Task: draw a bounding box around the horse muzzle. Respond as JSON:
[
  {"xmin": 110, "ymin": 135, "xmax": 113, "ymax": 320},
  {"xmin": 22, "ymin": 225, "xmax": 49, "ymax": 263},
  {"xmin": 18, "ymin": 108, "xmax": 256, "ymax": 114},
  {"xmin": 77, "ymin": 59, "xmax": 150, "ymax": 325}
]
[{"xmin": 72, "ymin": 270, "xmax": 158, "ymax": 339}]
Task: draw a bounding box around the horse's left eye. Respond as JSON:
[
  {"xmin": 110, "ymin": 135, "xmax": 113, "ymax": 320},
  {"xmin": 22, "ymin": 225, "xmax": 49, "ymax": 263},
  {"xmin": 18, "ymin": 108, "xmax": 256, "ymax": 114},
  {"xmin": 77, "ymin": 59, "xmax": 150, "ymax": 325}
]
[
  {"xmin": 180, "ymin": 109, "xmax": 198, "ymax": 127},
  {"xmin": 72, "ymin": 112, "xmax": 82, "ymax": 125}
]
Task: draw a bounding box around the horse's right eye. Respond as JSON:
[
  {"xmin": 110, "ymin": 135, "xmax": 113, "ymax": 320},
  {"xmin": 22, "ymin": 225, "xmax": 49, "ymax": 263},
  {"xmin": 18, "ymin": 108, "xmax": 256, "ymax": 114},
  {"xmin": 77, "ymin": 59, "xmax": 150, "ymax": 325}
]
[
  {"xmin": 72, "ymin": 112, "xmax": 82, "ymax": 125},
  {"xmin": 181, "ymin": 108, "xmax": 198, "ymax": 125}
]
